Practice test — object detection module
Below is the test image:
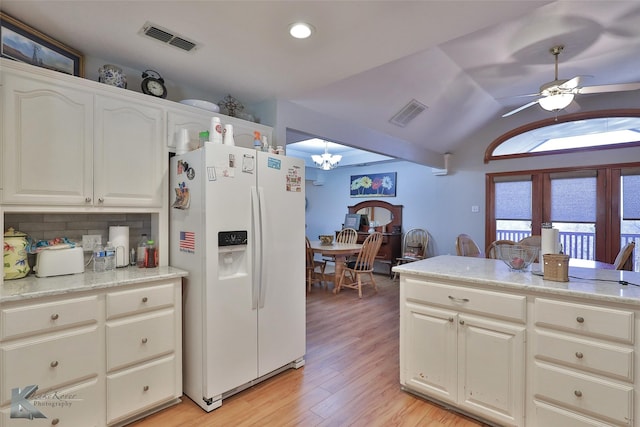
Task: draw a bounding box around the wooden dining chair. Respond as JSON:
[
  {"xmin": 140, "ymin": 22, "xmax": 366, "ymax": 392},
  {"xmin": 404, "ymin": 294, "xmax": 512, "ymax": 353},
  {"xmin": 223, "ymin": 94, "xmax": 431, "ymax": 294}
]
[
  {"xmin": 305, "ymin": 236, "xmax": 327, "ymax": 292},
  {"xmin": 455, "ymin": 234, "xmax": 481, "ymax": 257},
  {"xmin": 486, "ymin": 239, "xmax": 516, "ymax": 259},
  {"xmin": 323, "ymin": 227, "xmax": 359, "ymax": 264},
  {"xmin": 336, "ymin": 232, "xmax": 383, "ymax": 298},
  {"xmin": 393, "ymin": 228, "xmax": 429, "ymax": 279},
  {"xmin": 614, "ymin": 241, "xmax": 635, "ymax": 271}
]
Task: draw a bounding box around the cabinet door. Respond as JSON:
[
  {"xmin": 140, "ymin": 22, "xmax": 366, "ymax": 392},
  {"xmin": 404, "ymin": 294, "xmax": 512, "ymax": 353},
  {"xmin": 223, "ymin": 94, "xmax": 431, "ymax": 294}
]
[
  {"xmin": 2, "ymin": 72, "xmax": 93, "ymax": 205},
  {"xmin": 401, "ymin": 302, "xmax": 457, "ymax": 403},
  {"xmin": 94, "ymin": 95, "xmax": 164, "ymax": 207},
  {"xmin": 166, "ymin": 109, "xmax": 211, "ymax": 151},
  {"xmin": 457, "ymin": 314, "xmax": 525, "ymax": 427}
]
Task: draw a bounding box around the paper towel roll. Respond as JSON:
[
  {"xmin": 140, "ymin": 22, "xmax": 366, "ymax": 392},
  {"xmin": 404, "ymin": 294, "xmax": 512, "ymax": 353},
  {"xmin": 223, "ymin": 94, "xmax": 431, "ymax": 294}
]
[
  {"xmin": 540, "ymin": 227, "xmax": 559, "ymax": 273},
  {"xmin": 109, "ymin": 226, "xmax": 130, "ymax": 267}
]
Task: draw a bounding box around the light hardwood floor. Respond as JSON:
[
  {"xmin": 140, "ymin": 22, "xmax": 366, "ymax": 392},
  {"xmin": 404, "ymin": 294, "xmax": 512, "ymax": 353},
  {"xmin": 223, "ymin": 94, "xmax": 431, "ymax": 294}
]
[{"xmin": 130, "ymin": 274, "xmax": 487, "ymax": 426}]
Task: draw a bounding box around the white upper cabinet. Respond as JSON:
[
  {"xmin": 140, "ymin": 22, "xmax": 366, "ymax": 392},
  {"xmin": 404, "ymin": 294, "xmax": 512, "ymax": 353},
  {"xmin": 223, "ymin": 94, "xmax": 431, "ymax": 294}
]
[
  {"xmin": 2, "ymin": 70, "xmax": 94, "ymax": 205},
  {"xmin": 94, "ymin": 95, "xmax": 163, "ymax": 207},
  {"xmin": 1, "ymin": 60, "xmax": 164, "ymax": 208}
]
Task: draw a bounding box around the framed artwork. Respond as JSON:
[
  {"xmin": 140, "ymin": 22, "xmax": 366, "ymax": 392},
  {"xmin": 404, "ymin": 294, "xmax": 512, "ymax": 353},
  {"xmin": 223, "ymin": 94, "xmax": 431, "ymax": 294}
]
[
  {"xmin": 350, "ymin": 172, "xmax": 396, "ymax": 198},
  {"xmin": 1, "ymin": 12, "xmax": 84, "ymax": 77}
]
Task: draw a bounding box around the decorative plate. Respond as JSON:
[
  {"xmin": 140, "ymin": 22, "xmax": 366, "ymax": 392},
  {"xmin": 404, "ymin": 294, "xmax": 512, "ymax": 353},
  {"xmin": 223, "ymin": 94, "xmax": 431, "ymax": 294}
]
[{"xmin": 179, "ymin": 99, "xmax": 220, "ymax": 113}]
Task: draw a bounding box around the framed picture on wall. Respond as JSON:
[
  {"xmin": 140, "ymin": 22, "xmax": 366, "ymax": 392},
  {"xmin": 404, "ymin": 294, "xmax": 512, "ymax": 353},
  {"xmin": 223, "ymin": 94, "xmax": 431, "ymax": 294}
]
[
  {"xmin": 1, "ymin": 12, "xmax": 84, "ymax": 77},
  {"xmin": 350, "ymin": 172, "xmax": 396, "ymax": 198}
]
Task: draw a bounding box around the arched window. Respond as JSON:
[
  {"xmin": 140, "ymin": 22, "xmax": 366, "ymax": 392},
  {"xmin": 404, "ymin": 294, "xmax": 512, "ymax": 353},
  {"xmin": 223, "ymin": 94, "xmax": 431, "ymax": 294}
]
[{"xmin": 484, "ymin": 109, "xmax": 640, "ymax": 163}]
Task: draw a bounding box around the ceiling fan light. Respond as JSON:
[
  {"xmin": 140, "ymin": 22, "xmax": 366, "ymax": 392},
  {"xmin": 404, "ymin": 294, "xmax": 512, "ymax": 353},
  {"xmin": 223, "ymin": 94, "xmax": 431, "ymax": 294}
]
[{"xmin": 539, "ymin": 93, "xmax": 574, "ymax": 112}]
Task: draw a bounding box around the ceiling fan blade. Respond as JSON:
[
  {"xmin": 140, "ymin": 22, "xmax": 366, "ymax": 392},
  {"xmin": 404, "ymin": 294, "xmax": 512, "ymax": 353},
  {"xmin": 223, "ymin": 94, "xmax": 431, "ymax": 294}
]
[
  {"xmin": 502, "ymin": 100, "xmax": 539, "ymax": 117},
  {"xmin": 577, "ymin": 82, "xmax": 640, "ymax": 94},
  {"xmin": 559, "ymin": 76, "xmax": 581, "ymax": 90}
]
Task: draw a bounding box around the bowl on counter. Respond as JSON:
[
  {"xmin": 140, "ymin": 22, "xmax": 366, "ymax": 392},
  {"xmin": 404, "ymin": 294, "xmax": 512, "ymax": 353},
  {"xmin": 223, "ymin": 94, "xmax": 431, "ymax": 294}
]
[
  {"xmin": 496, "ymin": 244, "xmax": 538, "ymax": 271},
  {"xmin": 319, "ymin": 235, "xmax": 334, "ymax": 245}
]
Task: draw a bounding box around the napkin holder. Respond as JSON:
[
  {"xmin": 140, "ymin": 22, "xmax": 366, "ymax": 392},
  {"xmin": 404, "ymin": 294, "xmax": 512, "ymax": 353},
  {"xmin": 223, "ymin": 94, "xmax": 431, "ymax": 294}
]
[{"xmin": 543, "ymin": 254, "xmax": 569, "ymax": 282}]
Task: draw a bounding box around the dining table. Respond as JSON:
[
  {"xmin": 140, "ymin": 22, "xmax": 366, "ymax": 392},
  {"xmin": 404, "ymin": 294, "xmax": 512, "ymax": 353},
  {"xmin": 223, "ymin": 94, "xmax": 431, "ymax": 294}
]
[{"xmin": 308, "ymin": 240, "xmax": 363, "ymax": 292}]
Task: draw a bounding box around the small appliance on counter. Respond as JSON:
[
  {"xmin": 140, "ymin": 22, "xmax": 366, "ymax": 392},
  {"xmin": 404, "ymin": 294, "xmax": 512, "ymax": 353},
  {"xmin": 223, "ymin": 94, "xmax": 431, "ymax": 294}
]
[{"xmin": 34, "ymin": 247, "xmax": 85, "ymax": 278}]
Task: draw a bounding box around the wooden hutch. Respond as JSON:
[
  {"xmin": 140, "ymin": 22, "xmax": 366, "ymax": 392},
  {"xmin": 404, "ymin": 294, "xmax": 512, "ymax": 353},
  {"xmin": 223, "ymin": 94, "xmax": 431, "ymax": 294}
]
[{"xmin": 347, "ymin": 200, "xmax": 403, "ymax": 276}]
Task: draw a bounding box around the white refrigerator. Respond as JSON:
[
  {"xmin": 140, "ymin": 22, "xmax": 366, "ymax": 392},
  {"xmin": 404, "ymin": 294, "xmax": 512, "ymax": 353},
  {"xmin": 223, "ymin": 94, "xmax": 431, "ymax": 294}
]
[{"xmin": 169, "ymin": 142, "xmax": 305, "ymax": 411}]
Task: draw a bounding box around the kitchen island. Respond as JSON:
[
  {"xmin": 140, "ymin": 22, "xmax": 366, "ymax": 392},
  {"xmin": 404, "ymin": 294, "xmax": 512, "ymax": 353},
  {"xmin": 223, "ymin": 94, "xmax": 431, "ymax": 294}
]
[
  {"xmin": 394, "ymin": 255, "xmax": 640, "ymax": 427},
  {"xmin": 0, "ymin": 266, "xmax": 187, "ymax": 427}
]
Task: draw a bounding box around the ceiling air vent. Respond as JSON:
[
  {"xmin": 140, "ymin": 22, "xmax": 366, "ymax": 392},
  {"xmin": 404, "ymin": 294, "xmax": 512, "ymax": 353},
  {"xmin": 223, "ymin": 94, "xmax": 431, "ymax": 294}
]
[
  {"xmin": 389, "ymin": 99, "xmax": 427, "ymax": 127},
  {"xmin": 139, "ymin": 22, "xmax": 199, "ymax": 53}
]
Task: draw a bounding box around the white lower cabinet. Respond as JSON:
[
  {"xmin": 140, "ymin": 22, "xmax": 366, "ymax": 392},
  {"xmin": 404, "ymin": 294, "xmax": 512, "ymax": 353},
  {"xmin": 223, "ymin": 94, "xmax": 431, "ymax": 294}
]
[
  {"xmin": 400, "ymin": 277, "xmax": 526, "ymax": 426},
  {"xmin": 532, "ymin": 298, "xmax": 635, "ymax": 426},
  {"xmin": 0, "ymin": 278, "xmax": 182, "ymax": 427},
  {"xmin": 400, "ymin": 273, "xmax": 638, "ymax": 427}
]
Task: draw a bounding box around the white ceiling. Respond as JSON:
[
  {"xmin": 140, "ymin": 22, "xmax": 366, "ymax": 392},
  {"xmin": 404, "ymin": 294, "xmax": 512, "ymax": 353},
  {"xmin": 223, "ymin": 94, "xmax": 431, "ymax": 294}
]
[{"xmin": 3, "ymin": 1, "xmax": 640, "ymax": 167}]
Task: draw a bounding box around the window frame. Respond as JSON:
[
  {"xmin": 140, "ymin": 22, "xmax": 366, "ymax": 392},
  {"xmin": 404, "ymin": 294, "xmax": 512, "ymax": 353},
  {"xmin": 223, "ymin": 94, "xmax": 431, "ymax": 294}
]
[
  {"xmin": 484, "ymin": 109, "xmax": 640, "ymax": 163},
  {"xmin": 486, "ymin": 162, "xmax": 639, "ymax": 264}
]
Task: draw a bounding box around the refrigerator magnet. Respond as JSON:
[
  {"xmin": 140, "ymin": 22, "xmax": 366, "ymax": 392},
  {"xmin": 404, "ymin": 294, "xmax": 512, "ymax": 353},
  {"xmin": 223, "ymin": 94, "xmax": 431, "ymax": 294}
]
[
  {"xmin": 207, "ymin": 167, "xmax": 217, "ymax": 181},
  {"xmin": 268, "ymin": 157, "xmax": 281, "ymax": 170},
  {"xmin": 242, "ymin": 154, "xmax": 255, "ymax": 173},
  {"xmin": 187, "ymin": 167, "xmax": 195, "ymax": 180}
]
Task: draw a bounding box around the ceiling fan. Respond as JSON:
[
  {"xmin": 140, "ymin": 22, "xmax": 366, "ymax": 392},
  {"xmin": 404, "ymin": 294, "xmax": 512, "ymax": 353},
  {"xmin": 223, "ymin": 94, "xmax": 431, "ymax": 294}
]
[{"xmin": 502, "ymin": 45, "xmax": 640, "ymax": 117}]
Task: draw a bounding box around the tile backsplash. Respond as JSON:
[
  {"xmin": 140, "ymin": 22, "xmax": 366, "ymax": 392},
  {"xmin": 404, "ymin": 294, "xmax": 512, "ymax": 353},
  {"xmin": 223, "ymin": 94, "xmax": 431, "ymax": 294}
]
[
  {"xmin": 4, "ymin": 213, "xmax": 152, "ymax": 245},
  {"xmin": 4, "ymin": 213, "xmax": 153, "ymax": 268}
]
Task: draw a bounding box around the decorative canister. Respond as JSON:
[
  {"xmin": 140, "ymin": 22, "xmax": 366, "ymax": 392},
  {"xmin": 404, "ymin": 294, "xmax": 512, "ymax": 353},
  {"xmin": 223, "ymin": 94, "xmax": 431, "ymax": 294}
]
[
  {"xmin": 3, "ymin": 228, "xmax": 30, "ymax": 279},
  {"xmin": 98, "ymin": 64, "xmax": 127, "ymax": 88}
]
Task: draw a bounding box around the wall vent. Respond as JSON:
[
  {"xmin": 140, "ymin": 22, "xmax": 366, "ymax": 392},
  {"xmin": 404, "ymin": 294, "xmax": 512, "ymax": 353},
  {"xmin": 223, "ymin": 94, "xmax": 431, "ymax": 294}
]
[
  {"xmin": 389, "ymin": 99, "xmax": 427, "ymax": 127},
  {"xmin": 139, "ymin": 22, "xmax": 199, "ymax": 52}
]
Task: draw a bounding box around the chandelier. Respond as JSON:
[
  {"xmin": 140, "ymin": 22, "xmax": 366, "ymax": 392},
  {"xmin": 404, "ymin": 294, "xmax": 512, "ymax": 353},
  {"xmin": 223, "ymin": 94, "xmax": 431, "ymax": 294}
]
[{"xmin": 311, "ymin": 142, "xmax": 342, "ymax": 170}]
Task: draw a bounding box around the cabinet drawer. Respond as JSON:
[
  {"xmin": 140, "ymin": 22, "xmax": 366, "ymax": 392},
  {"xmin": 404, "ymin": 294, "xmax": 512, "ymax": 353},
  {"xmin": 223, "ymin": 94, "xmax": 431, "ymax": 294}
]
[
  {"xmin": 535, "ymin": 298, "xmax": 634, "ymax": 344},
  {"xmin": 106, "ymin": 282, "xmax": 175, "ymax": 319},
  {"xmin": 403, "ymin": 278, "xmax": 526, "ymax": 323},
  {"xmin": 535, "ymin": 401, "xmax": 616, "ymax": 427},
  {"xmin": 0, "ymin": 378, "xmax": 101, "ymax": 427},
  {"xmin": 1, "ymin": 296, "xmax": 98, "ymax": 341},
  {"xmin": 1, "ymin": 328, "xmax": 99, "ymax": 406},
  {"xmin": 106, "ymin": 310, "xmax": 175, "ymax": 372},
  {"xmin": 106, "ymin": 355, "xmax": 177, "ymax": 424},
  {"xmin": 535, "ymin": 330, "xmax": 634, "ymax": 382},
  {"xmin": 534, "ymin": 362, "xmax": 633, "ymax": 425}
]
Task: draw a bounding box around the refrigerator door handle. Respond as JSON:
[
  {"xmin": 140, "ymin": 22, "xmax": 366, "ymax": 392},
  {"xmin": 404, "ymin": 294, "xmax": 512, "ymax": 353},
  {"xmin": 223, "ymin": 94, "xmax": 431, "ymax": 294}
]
[
  {"xmin": 251, "ymin": 186, "xmax": 261, "ymax": 310},
  {"xmin": 257, "ymin": 187, "xmax": 268, "ymax": 308}
]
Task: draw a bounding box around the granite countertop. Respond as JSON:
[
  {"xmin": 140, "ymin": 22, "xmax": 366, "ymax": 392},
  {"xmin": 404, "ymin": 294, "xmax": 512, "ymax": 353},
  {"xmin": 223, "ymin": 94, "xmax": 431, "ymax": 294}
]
[
  {"xmin": 1, "ymin": 266, "xmax": 188, "ymax": 303},
  {"xmin": 393, "ymin": 255, "xmax": 640, "ymax": 306}
]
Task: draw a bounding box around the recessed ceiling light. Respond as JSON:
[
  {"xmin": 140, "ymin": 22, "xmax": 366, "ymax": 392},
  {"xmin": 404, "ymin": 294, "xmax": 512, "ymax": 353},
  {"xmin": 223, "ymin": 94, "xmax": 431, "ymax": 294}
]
[{"xmin": 289, "ymin": 22, "xmax": 314, "ymax": 39}]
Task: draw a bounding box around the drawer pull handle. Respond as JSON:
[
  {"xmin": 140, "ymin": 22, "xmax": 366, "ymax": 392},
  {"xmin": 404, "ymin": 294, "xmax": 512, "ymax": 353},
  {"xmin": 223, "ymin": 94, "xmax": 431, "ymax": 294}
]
[
  {"xmin": 98, "ymin": 197, "xmax": 104, "ymax": 203},
  {"xmin": 142, "ymin": 297, "xmax": 148, "ymax": 303},
  {"xmin": 51, "ymin": 313, "xmax": 59, "ymax": 320},
  {"xmin": 448, "ymin": 317, "xmax": 454, "ymax": 323},
  {"xmin": 459, "ymin": 320, "xmax": 465, "ymax": 325},
  {"xmin": 575, "ymin": 351, "xmax": 584, "ymax": 359},
  {"xmin": 448, "ymin": 296, "xmax": 469, "ymax": 303},
  {"xmin": 143, "ymin": 385, "xmax": 149, "ymax": 392},
  {"xmin": 576, "ymin": 316, "xmax": 585, "ymax": 323},
  {"xmin": 574, "ymin": 390, "xmax": 583, "ymax": 397},
  {"xmin": 142, "ymin": 337, "xmax": 148, "ymax": 344},
  {"xmin": 51, "ymin": 419, "xmax": 60, "ymax": 425},
  {"xmin": 50, "ymin": 361, "xmax": 59, "ymax": 368},
  {"xmin": 85, "ymin": 197, "xmax": 91, "ymax": 203}
]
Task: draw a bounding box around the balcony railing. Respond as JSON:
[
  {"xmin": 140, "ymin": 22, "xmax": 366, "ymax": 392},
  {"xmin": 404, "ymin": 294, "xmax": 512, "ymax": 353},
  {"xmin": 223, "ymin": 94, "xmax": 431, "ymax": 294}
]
[{"xmin": 496, "ymin": 230, "xmax": 639, "ymax": 261}]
